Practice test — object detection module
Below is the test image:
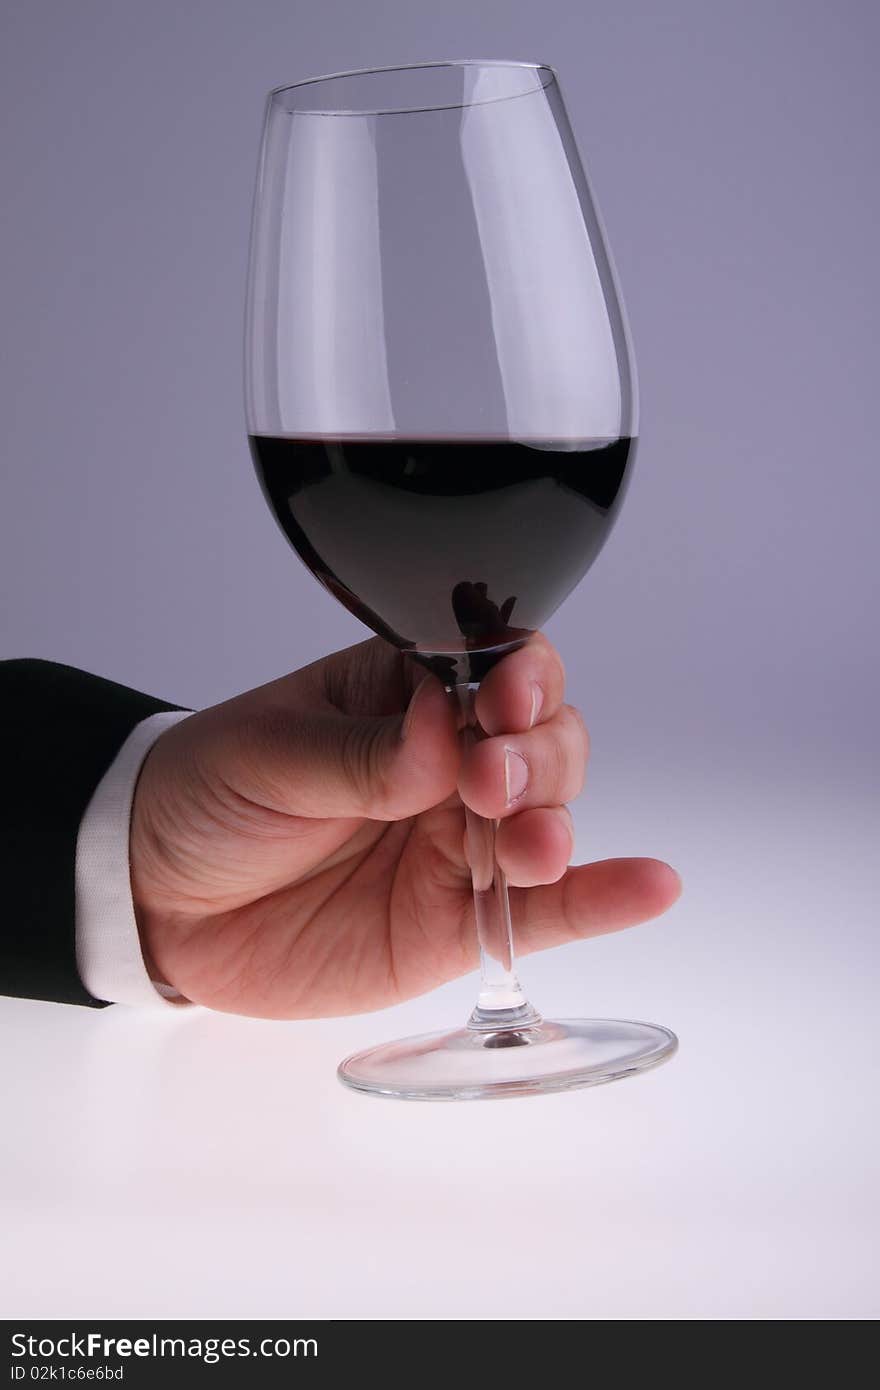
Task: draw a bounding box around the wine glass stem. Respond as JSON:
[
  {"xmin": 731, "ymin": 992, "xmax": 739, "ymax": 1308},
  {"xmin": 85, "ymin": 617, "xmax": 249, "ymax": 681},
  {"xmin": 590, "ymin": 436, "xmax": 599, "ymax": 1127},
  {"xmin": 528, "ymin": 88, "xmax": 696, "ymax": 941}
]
[{"xmin": 455, "ymin": 683, "xmax": 542, "ymax": 1032}]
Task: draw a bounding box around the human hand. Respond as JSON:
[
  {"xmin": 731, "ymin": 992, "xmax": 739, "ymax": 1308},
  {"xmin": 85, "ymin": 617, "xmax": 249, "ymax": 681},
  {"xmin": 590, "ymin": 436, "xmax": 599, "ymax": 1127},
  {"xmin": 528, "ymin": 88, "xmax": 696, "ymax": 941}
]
[{"xmin": 131, "ymin": 636, "xmax": 680, "ymax": 1018}]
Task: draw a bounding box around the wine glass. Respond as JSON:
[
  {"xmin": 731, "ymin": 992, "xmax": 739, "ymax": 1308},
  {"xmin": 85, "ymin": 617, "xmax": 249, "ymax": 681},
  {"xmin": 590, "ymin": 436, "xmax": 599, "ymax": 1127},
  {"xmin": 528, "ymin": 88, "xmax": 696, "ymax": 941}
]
[{"xmin": 244, "ymin": 60, "xmax": 676, "ymax": 1099}]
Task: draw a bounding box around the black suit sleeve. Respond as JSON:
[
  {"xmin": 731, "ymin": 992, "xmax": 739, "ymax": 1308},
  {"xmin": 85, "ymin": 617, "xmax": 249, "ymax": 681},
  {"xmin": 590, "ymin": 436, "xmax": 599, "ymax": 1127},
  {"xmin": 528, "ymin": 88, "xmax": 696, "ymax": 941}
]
[{"xmin": 1, "ymin": 660, "xmax": 183, "ymax": 1007}]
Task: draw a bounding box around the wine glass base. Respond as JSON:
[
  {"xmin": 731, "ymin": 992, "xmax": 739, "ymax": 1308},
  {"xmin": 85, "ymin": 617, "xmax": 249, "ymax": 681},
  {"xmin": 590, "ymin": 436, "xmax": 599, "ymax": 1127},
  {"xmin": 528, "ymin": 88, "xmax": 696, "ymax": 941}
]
[{"xmin": 338, "ymin": 1018, "xmax": 677, "ymax": 1101}]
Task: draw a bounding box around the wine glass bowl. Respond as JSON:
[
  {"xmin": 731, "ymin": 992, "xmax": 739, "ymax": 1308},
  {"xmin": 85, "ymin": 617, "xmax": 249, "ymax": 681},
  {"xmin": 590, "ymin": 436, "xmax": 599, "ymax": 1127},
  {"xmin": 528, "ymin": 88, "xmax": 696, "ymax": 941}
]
[{"xmin": 244, "ymin": 60, "xmax": 676, "ymax": 1098}]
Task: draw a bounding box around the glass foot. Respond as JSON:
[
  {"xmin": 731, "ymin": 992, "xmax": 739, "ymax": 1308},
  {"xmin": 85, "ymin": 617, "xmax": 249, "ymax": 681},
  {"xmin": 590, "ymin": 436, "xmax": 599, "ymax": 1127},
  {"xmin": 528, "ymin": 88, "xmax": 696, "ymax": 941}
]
[{"xmin": 338, "ymin": 1018, "xmax": 678, "ymax": 1101}]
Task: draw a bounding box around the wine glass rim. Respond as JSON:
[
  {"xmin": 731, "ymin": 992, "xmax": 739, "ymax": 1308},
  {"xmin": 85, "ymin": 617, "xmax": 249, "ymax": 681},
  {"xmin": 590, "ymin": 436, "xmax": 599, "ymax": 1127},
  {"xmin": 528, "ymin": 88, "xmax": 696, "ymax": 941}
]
[{"xmin": 268, "ymin": 59, "xmax": 558, "ymax": 116}]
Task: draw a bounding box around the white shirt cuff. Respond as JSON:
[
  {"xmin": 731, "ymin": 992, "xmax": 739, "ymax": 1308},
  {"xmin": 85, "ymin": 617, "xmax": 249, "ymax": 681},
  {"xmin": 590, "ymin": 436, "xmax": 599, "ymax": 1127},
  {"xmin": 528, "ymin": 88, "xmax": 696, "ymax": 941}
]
[{"xmin": 75, "ymin": 709, "xmax": 193, "ymax": 1007}]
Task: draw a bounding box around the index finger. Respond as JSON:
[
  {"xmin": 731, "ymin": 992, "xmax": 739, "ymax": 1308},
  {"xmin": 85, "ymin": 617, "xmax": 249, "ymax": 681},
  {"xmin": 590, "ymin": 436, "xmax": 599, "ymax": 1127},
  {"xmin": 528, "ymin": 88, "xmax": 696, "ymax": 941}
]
[{"xmin": 475, "ymin": 633, "xmax": 567, "ymax": 736}]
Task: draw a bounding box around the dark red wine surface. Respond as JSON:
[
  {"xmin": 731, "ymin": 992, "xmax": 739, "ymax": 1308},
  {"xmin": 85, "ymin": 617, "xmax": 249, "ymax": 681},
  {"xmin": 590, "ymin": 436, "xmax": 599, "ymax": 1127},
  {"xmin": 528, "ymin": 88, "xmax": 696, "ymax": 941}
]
[{"xmin": 250, "ymin": 435, "xmax": 634, "ymax": 683}]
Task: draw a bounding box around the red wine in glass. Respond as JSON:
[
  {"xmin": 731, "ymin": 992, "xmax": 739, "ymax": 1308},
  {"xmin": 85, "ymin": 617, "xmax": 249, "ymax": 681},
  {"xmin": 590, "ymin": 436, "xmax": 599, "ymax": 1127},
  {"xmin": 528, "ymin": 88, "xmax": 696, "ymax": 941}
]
[{"xmin": 249, "ymin": 434, "xmax": 634, "ymax": 684}]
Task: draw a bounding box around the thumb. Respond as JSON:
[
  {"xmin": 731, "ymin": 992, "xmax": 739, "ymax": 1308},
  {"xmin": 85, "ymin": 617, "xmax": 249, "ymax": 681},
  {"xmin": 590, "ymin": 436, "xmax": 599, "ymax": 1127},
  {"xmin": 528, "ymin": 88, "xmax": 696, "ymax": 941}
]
[{"xmin": 226, "ymin": 674, "xmax": 460, "ymax": 821}]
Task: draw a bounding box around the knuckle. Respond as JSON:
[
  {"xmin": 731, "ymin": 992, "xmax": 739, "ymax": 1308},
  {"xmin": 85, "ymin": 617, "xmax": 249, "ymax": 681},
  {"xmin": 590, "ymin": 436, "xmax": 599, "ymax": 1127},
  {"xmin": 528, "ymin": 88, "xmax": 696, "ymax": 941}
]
[
  {"xmin": 340, "ymin": 718, "xmax": 392, "ymax": 812},
  {"xmin": 237, "ymin": 704, "xmax": 293, "ymax": 762},
  {"xmin": 231, "ymin": 704, "xmax": 304, "ymax": 809},
  {"xmin": 560, "ymin": 704, "xmax": 588, "ymax": 797},
  {"xmin": 565, "ymin": 703, "xmax": 590, "ymax": 757}
]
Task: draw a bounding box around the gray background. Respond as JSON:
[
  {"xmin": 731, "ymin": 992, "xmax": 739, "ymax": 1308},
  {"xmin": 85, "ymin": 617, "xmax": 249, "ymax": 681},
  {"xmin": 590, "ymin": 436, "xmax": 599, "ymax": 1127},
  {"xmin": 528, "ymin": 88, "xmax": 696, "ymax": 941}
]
[{"xmin": 1, "ymin": 0, "xmax": 878, "ymax": 1320}]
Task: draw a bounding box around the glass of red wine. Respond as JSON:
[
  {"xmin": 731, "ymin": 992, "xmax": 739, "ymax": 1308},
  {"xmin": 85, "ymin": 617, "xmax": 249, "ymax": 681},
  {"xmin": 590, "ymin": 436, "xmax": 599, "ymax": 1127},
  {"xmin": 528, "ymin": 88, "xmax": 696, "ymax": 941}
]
[{"xmin": 245, "ymin": 60, "xmax": 676, "ymax": 1099}]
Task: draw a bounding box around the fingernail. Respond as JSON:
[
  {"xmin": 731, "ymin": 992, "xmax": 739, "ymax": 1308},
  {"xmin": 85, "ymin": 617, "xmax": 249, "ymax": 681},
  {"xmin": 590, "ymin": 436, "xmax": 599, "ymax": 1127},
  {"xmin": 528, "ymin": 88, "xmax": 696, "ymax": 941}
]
[
  {"xmin": 401, "ymin": 682, "xmax": 424, "ymax": 741},
  {"xmin": 529, "ymin": 682, "xmax": 544, "ymax": 728},
  {"xmin": 504, "ymin": 747, "xmax": 529, "ymax": 805},
  {"xmin": 664, "ymin": 863, "xmax": 684, "ymax": 896},
  {"xmin": 401, "ymin": 678, "xmax": 438, "ymax": 741}
]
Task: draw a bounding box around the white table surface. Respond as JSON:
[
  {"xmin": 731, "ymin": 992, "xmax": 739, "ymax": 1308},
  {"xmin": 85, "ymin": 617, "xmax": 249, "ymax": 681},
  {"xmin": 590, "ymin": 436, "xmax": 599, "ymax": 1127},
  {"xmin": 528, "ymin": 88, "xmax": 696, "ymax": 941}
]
[{"xmin": 2, "ymin": 759, "xmax": 878, "ymax": 1321}]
